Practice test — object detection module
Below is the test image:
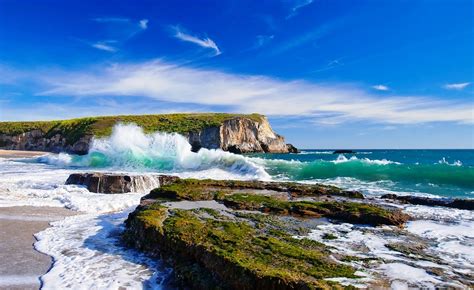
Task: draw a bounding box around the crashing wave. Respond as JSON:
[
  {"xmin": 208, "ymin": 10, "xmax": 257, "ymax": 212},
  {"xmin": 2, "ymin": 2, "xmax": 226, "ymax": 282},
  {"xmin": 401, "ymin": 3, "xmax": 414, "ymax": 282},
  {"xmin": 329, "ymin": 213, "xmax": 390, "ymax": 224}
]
[{"xmin": 36, "ymin": 123, "xmax": 270, "ymax": 179}]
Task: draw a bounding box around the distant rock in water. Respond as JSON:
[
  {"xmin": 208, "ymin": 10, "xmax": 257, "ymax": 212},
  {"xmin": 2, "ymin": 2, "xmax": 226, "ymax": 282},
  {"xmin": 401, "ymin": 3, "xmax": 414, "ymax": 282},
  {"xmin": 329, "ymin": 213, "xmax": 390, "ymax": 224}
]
[
  {"xmin": 286, "ymin": 143, "xmax": 300, "ymax": 153},
  {"xmin": 333, "ymin": 149, "xmax": 356, "ymax": 154},
  {"xmin": 381, "ymin": 194, "xmax": 474, "ymax": 210},
  {"xmin": 65, "ymin": 173, "xmax": 179, "ymax": 193}
]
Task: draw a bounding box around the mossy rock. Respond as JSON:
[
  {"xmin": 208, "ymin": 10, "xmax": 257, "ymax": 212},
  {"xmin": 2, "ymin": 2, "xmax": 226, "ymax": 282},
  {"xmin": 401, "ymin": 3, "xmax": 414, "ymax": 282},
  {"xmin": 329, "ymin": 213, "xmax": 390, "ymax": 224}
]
[
  {"xmin": 221, "ymin": 194, "xmax": 408, "ymax": 226},
  {"xmin": 146, "ymin": 178, "xmax": 364, "ymax": 202},
  {"xmin": 124, "ymin": 178, "xmax": 412, "ymax": 288},
  {"xmin": 125, "ymin": 205, "xmax": 358, "ymax": 289}
]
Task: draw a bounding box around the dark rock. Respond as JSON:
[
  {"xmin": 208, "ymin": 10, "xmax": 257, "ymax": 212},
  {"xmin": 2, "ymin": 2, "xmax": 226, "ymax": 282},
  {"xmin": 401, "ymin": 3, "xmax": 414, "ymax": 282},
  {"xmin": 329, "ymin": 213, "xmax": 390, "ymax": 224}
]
[
  {"xmin": 65, "ymin": 173, "xmax": 176, "ymax": 193},
  {"xmin": 381, "ymin": 194, "xmax": 474, "ymax": 210},
  {"xmin": 333, "ymin": 150, "xmax": 356, "ymax": 154},
  {"xmin": 286, "ymin": 143, "xmax": 300, "ymax": 153}
]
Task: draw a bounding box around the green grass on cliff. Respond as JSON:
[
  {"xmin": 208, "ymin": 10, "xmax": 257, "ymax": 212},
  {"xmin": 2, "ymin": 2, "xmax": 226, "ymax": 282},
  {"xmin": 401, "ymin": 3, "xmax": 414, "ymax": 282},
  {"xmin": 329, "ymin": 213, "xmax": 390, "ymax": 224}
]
[{"xmin": 0, "ymin": 113, "xmax": 263, "ymax": 145}]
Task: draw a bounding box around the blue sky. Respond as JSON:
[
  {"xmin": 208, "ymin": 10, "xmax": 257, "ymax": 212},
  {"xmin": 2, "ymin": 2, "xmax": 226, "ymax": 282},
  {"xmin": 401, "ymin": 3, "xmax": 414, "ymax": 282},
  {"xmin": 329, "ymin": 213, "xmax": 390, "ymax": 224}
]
[{"xmin": 0, "ymin": 0, "xmax": 472, "ymax": 148}]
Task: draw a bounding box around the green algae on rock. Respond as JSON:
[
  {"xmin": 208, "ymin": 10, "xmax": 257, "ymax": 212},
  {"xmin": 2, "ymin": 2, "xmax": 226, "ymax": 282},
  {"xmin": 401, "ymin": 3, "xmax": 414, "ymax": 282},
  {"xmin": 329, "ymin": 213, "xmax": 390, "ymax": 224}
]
[
  {"xmin": 125, "ymin": 177, "xmax": 411, "ymax": 289},
  {"xmin": 125, "ymin": 206, "xmax": 357, "ymax": 289},
  {"xmin": 145, "ymin": 178, "xmax": 364, "ymax": 201}
]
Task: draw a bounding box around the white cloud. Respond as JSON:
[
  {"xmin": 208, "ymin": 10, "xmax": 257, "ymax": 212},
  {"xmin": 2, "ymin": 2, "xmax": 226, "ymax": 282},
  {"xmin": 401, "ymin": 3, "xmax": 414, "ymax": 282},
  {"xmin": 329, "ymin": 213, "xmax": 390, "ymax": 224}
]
[
  {"xmin": 171, "ymin": 26, "xmax": 221, "ymax": 56},
  {"xmin": 37, "ymin": 60, "xmax": 473, "ymax": 125},
  {"xmin": 91, "ymin": 42, "xmax": 117, "ymax": 52},
  {"xmin": 372, "ymin": 85, "xmax": 389, "ymax": 91},
  {"xmin": 443, "ymin": 82, "xmax": 470, "ymax": 90},
  {"xmin": 286, "ymin": 0, "xmax": 314, "ymax": 19},
  {"xmin": 139, "ymin": 19, "xmax": 148, "ymax": 30}
]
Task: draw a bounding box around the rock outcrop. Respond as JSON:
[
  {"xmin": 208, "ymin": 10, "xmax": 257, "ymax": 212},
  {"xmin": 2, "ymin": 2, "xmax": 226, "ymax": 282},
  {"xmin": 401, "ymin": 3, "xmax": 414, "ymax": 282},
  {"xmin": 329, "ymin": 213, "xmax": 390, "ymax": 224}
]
[
  {"xmin": 0, "ymin": 115, "xmax": 297, "ymax": 155},
  {"xmin": 381, "ymin": 194, "xmax": 474, "ymax": 210},
  {"xmin": 124, "ymin": 177, "xmax": 410, "ymax": 289},
  {"xmin": 0, "ymin": 130, "xmax": 92, "ymax": 154},
  {"xmin": 188, "ymin": 116, "xmax": 291, "ymax": 153},
  {"xmin": 65, "ymin": 173, "xmax": 179, "ymax": 193}
]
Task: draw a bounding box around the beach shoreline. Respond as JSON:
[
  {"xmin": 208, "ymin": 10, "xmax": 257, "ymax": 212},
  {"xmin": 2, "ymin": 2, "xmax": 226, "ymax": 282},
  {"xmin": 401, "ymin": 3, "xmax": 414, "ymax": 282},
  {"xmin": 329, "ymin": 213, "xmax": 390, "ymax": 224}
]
[
  {"xmin": 0, "ymin": 206, "xmax": 76, "ymax": 289},
  {"xmin": 0, "ymin": 149, "xmax": 48, "ymax": 158}
]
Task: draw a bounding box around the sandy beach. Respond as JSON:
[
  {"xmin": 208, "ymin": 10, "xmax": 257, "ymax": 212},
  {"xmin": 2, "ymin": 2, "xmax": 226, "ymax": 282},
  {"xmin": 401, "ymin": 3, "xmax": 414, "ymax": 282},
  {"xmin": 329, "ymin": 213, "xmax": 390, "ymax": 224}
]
[
  {"xmin": 0, "ymin": 206, "xmax": 76, "ymax": 290},
  {"xmin": 0, "ymin": 150, "xmax": 47, "ymax": 158},
  {"xmin": 0, "ymin": 149, "xmax": 74, "ymax": 289}
]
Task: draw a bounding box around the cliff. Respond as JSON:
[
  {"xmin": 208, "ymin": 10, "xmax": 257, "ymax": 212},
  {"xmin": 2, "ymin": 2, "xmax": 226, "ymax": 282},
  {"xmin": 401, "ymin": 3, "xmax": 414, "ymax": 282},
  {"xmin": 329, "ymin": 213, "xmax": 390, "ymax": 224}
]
[{"xmin": 0, "ymin": 113, "xmax": 298, "ymax": 155}]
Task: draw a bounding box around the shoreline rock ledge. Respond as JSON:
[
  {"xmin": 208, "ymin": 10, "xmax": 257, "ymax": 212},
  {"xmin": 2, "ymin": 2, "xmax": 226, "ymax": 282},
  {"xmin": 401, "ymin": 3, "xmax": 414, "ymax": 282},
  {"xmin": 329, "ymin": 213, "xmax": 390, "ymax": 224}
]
[
  {"xmin": 65, "ymin": 173, "xmax": 179, "ymax": 193},
  {"xmin": 123, "ymin": 177, "xmax": 409, "ymax": 289}
]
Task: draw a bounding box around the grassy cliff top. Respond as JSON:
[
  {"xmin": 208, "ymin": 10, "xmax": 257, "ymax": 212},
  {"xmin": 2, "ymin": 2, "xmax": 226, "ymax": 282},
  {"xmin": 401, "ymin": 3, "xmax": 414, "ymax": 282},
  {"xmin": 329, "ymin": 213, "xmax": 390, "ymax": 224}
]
[{"xmin": 0, "ymin": 113, "xmax": 264, "ymax": 144}]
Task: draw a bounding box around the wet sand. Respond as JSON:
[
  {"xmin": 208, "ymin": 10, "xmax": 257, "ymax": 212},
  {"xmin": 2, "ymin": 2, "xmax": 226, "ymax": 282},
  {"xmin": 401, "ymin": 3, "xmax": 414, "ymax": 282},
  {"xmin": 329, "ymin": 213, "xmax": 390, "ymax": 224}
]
[
  {"xmin": 0, "ymin": 150, "xmax": 47, "ymax": 159},
  {"xmin": 0, "ymin": 206, "xmax": 76, "ymax": 290}
]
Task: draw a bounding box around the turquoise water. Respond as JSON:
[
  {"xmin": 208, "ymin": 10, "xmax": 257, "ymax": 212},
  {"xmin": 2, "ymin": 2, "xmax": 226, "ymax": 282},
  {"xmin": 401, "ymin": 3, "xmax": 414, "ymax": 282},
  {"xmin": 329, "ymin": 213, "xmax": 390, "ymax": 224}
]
[
  {"xmin": 34, "ymin": 125, "xmax": 474, "ymax": 199},
  {"xmin": 250, "ymin": 150, "xmax": 474, "ymax": 199}
]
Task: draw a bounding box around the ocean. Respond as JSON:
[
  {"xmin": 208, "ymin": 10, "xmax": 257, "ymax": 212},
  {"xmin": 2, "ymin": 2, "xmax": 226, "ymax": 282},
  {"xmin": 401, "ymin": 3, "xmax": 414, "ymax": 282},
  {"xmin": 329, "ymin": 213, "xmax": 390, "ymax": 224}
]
[{"xmin": 0, "ymin": 124, "xmax": 472, "ymax": 288}]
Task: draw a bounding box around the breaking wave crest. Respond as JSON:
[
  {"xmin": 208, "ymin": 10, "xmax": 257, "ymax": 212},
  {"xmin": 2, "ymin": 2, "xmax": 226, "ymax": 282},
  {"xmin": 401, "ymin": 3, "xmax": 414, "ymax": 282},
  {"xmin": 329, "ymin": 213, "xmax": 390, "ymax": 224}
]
[
  {"xmin": 254, "ymin": 155, "xmax": 474, "ymax": 189},
  {"xmin": 37, "ymin": 124, "xmax": 269, "ymax": 179}
]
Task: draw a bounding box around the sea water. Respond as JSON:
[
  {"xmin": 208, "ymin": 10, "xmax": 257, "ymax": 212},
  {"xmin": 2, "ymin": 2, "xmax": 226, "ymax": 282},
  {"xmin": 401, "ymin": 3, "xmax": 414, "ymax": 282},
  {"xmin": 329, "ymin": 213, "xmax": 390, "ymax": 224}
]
[{"xmin": 0, "ymin": 124, "xmax": 472, "ymax": 288}]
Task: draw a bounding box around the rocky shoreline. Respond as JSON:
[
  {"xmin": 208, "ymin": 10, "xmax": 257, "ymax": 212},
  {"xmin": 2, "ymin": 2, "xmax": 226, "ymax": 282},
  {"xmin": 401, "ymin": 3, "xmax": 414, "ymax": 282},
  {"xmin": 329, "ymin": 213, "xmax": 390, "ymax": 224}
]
[{"xmin": 122, "ymin": 176, "xmax": 410, "ymax": 288}]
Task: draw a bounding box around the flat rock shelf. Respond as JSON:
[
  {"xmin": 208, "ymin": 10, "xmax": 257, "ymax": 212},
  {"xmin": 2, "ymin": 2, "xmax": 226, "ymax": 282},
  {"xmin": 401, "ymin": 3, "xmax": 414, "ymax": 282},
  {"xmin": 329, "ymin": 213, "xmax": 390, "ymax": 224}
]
[{"xmin": 123, "ymin": 177, "xmax": 410, "ymax": 289}]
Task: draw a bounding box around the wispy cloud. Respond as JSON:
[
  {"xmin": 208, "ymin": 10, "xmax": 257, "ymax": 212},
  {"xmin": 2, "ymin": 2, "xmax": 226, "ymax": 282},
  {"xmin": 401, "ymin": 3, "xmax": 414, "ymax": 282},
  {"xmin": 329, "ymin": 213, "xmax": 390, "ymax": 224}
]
[
  {"xmin": 91, "ymin": 41, "xmax": 117, "ymax": 52},
  {"xmin": 312, "ymin": 59, "xmax": 344, "ymax": 73},
  {"xmin": 443, "ymin": 82, "xmax": 470, "ymax": 90},
  {"xmin": 88, "ymin": 17, "xmax": 149, "ymax": 52},
  {"xmin": 372, "ymin": 85, "xmax": 389, "ymax": 91},
  {"xmin": 139, "ymin": 19, "xmax": 148, "ymax": 30},
  {"xmin": 171, "ymin": 26, "xmax": 221, "ymax": 56},
  {"xmin": 270, "ymin": 21, "xmax": 335, "ymax": 56},
  {"xmin": 37, "ymin": 60, "xmax": 473, "ymax": 125},
  {"xmin": 286, "ymin": 0, "xmax": 314, "ymax": 19}
]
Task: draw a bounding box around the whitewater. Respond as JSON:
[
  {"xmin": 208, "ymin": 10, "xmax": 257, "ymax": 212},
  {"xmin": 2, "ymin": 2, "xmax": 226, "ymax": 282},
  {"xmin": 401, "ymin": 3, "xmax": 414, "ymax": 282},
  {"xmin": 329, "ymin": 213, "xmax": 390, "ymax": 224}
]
[{"xmin": 0, "ymin": 124, "xmax": 473, "ymax": 288}]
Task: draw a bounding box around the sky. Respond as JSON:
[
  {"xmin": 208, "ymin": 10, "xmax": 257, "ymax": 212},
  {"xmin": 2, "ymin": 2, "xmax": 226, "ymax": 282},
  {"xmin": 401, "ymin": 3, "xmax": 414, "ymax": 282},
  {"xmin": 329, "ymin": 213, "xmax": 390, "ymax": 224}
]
[{"xmin": 0, "ymin": 0, "xmax": 473, "ymax": 149}]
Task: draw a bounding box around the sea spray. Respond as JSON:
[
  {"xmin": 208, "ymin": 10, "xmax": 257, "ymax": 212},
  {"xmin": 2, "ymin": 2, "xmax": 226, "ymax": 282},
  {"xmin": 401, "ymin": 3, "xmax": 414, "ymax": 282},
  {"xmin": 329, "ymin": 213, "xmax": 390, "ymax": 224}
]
[{"xmin": 37, "ymin": 123, "xmax": 270, "ymax": 179}]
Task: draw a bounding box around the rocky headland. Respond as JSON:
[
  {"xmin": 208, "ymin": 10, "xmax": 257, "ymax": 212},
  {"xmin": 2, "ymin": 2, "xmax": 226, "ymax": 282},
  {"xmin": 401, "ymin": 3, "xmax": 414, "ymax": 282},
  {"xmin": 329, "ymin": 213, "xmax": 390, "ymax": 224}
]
[{"xmin": 0, "ymin": 113, "xmax": 298, "ymax": 155}]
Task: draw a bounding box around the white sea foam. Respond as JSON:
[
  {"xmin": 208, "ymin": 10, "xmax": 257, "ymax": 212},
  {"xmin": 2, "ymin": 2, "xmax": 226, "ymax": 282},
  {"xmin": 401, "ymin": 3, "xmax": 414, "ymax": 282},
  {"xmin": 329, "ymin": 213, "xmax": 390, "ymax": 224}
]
[
  {"xmin": 379, "ymin": 263, "xmax": 441, "ymax": 288},
  {"xmin": 438, "ymin": 157, "xmax": 463, "ymax": 166},
  {"xmin": 297, "ymin": 202, "xmax": 473, "ymax": 287},
  {"xmin": 299, "ymin": 150, "xmax": 333, "ymax": 155},
  {"xmin": 35, "ymin": 210, "xmax": 171, "ymax": 289},
  {"xmin": 332, "ymin": 154, "xmax": 400, "ymax": 165}
]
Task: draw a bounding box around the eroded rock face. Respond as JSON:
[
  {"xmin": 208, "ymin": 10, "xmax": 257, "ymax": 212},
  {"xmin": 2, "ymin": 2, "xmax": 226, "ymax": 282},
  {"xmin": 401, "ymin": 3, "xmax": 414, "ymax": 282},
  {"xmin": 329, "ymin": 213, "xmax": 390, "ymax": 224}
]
[
  {"xmin": 0, "ymin": 131, "xmax": 92, "ymax": 154},
  {"xmin": 187, "ymin": 116, "xmax": 293, "ymax": 153},
  {"xmin": 1, "ymin": 116, "xmax": 297, "ymax": 154},
  {"xmin": 65, "ymin": 173, "xmax": 179, "ymax": 193},
  {"xmin": 221, "ymin": 116, "xmax": 289, "ymax": 153}
]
